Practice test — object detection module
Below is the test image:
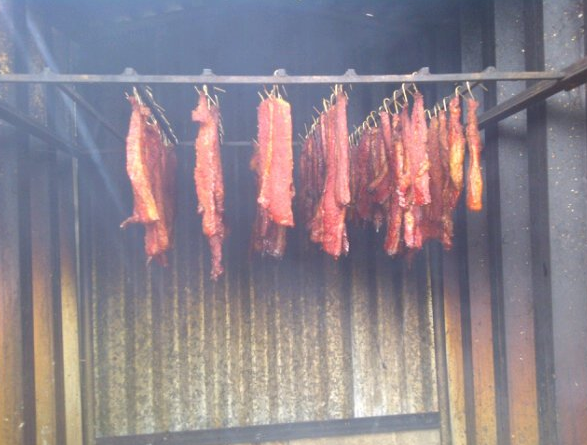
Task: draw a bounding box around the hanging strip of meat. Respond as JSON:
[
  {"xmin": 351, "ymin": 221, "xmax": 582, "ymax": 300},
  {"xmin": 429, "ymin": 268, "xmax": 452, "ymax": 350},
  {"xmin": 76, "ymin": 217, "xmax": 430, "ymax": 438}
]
[
  {"xmin": 257, "ymin": 96, "xmax": 295, "ymax": 227},
  {"xmin": 192, "ymin": 93, "xmax": 225, "ymax": 280},
  {"xmin": 382, "ymin": 111, "xmax": 403, "ymax": 256},
  {"xmin": 354, "ymin": 128, "xmax": 376, "ymax": 224},
  {"xmin": 151, "ymin": 139, "xmax": 178, "ymax": 266},
  {"xmin": 299, "ymin": 135, "xmax": 313, "ymax": 227},
  {"xmin": 410, "ymin": 92, "xmax": 431, "ymax": 206},
  {"xmin": 143, "ymin": 121, "xmax": 170, "ymax": 264},
  {"xmin": 369, "ymin": 120, "xmax": 392, "ymax": 206},
  {"xmin": 121, "ymin": 97, "xmax": 160, "ymax": 228},
  {"xmin": 251, "ymin": 138, "xmax": 287, "ymax": 259},
  {"xmin": 321, "ymin": 104, "xmax": 348, "ymax": 257},
  {"xmin": 398, "ymin": 106, "xmax": 412, "ymax": 208},
  {"xmin": 121, "ymin": 97, "xmax": 177, "ymax": 266},
  {"xmin": 252, "ymin": 94, "xmax": 294, "ymax": 259},
  {"xmin": 310, "ymin": 93, "xmax": 350, "ymax": 258},
  {"xmin": 368, "ymin": 127, "xmax": 385, "ymax": 231},
  {"xmin": 335, "ymin": 92, "xmax": 351, "ymax": 207},
  {"xmin": 399, "ymin": 99, "xmax": 423, "ymax": 251},
  {"xmin": 448, "ymin": 95, "xmax": 465, "ymax": 207},
  {"xmin": 310, "ymin": 112, "xmax": 329, "ymax": 245},
  {"xmin": 422, "ymin": 115, "xmax": 444, "ymax": 243},
  {"xmin": 427, "ymin": 115, "xmax": 443, "ymax": 223},
  {"xmin": 438, "ymin": 108, "xmax": 454, "ymax": 250},
  {"xmin": 466, "ymin": 97, "xmax": 483, "ymax": 211}
]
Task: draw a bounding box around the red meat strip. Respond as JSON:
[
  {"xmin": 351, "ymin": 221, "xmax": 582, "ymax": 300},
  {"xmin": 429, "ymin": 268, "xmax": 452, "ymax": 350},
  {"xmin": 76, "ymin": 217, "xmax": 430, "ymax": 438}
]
[
  {"xmin": 334, "ymin": 92, "xmax": 351, "ymax": 206},
  {"xmin": 421, "ymin": 115, "xmax": 444, "ymax": 243},
  {"xmin": 121, "ymin": 97, "xmax": 177, "ymax": 266},
  {"xmin": 410, "ymin": 91, "xmax": 431, "ymax": 206},
  {"xmin": 310, "ymin": 95, "xmax": 350, "ymax": 258},
  {"xmin": 192, "ymin": 93, "xmax": 225, "ymax": 280},
  {"xmin": 439, "ymin": 108, "xmax": 455, "ymax": 250},
  {"xmin": 466, "ymin": 97, "xmax": 483, "ymax": 211},
  {"xmin": 448, "ymin": 95, "xmax": 465, "ymax": 207},
  {"xmin": 381, "ymin": 111, "xmax": 404, "ymax": 256},
  {"xmin": 121, "ymin": 97, "xmax": 160, "ymax": 228},
  {"xmin": 257, "ymin": 96, "xmax": 295, "ymax": 227}
]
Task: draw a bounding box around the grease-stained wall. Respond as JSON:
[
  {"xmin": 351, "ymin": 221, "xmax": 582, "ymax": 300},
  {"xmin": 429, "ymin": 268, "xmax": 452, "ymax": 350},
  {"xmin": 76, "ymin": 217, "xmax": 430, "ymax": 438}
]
[{"xmin": 83, "ymin": 142, "xmax": 439, "ymax": 437}]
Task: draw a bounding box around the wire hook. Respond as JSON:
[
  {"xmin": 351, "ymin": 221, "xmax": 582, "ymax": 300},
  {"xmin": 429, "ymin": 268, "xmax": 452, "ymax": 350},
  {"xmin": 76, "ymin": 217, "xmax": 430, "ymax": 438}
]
[
  {"xmin": 402, "ymin": 83, "xmax": 409, "ymax": 103},
  {"xmin": 466, "ymin": 81, "xmax": 474, "ymax": 99}
]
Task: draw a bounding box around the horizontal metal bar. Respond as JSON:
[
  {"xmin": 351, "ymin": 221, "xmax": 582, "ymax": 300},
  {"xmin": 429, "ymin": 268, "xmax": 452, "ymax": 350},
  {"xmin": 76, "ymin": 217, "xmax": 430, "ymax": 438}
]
[
  {"xmin": 0, "ymin": 99, "xmax": 83, "ymax": 157},
  {"xmin": 95, "ymin": 413, "xmax": 440, "ymax": 445},
  {"xmin": 479, "ymin": 56, "xmax": 587, "ymax": 129},
  {"xmin": 56, "ymin": 84, "xmax": 126, "ymax": 143},
  {"xmin": 0, "ymin": 69, "xmax": 564, "ymax": 85}
]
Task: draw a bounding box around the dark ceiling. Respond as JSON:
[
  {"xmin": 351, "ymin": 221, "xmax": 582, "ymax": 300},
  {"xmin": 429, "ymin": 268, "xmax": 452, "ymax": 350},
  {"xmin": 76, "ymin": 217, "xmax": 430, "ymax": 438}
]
[{"xmin": 33, "ymin": 0, "xmax": 457, "ymax": 43}]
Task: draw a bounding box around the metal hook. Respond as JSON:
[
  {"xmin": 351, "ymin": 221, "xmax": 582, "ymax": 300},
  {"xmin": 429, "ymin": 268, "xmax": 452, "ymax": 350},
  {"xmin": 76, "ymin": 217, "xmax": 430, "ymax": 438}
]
[
  {"xmin": 466, "ymin": 81, "xmax": 474, "ymax": 99},
  {"xmin": 392, "ymin": 90, "xmax": 400, "ymax": 114},
  {"xmin": 402, "ymin": 83, "xmax": 409, "ymax": 103},
  {"xmin": 382, "ymin": 97, "xmax": 391, "ymax": 114}
]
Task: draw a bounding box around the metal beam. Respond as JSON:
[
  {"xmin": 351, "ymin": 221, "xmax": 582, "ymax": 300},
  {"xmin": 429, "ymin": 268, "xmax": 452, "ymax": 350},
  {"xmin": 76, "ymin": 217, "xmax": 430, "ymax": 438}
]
[
  {"xmin": 95, "ymin": 413, "xmax": 440, "ymax": 445},
  {"xmin": 0, "ymin": 68, "xmax": 564, "ymax": 85},
  {"xmin": 478, "ymin": 56, "xmax": 587, "ymax": 129},
  {"xmin": 56, "ymin": 85, "xmax": 126, "ymax": 143},
  {"xmin": 0, "ymin": 99, "xmax": 83, "ymax": 157}
]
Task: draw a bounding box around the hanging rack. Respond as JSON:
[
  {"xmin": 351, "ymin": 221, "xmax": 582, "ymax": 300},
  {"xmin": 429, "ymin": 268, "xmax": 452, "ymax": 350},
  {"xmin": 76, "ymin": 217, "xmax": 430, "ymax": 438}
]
[
  {"xmin": 0, "ymin": 66, "xmax": 566, "ymax": 85},
  {"xmin": 1, "ymin": 58, "xmax": 587, "ymax": 158}
]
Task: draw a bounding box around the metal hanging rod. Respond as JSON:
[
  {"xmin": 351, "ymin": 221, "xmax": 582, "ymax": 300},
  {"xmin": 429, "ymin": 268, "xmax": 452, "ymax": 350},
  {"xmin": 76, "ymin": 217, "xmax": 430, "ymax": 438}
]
[{"xmin": 0, "ymin": 67, "xmax": 564, "ymax": 85}]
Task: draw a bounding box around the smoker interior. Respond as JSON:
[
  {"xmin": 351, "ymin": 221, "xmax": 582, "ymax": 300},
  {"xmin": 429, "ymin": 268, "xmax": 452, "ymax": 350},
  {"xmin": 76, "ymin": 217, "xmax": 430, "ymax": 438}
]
[{"xmin": 1, "ymin": 1, "xmax": 586, "ymax": 445}]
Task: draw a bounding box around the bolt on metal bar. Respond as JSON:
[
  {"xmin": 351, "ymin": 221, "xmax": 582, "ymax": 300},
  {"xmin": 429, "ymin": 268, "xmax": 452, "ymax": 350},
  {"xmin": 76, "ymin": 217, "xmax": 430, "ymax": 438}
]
[{"xmin": 0, "ymin": 67, "xmax": 564, "ymax": 85}]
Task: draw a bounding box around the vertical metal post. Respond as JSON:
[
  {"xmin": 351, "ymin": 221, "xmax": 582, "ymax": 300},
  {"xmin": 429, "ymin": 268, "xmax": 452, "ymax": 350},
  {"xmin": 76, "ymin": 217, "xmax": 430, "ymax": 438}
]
[
  {"xmin": 527, "ymin": 1, "xmax": 587, "ymax": 444},
  {"xmin": 460, "ymin": 1, "xmax": 499, "ymax": 444},
  {"xmin": 0, "ymin": 2, "xmax": 27, "ymax": 445}
]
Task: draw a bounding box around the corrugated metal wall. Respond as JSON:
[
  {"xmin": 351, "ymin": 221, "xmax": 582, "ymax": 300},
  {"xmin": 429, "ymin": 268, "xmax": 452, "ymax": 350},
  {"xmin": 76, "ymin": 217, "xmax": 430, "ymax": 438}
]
[{"xmin": 84, "ymin": 143, "xmax": 439, "ymax": 438}]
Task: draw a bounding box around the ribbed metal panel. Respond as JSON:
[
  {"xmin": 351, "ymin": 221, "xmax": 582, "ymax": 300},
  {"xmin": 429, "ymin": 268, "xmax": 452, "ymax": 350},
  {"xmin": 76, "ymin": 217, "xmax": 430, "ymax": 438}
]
[{"xmin": 86, "ymin": 140, "xmax": 438, "ymax": 438}]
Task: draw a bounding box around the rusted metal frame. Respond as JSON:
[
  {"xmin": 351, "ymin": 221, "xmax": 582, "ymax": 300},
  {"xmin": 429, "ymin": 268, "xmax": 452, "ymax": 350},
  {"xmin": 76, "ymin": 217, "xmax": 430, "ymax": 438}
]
[
  {"xmin": 460, "ymin": 2, "xmax": 499, "ymax": 444},
  {"xmin": 57, "ymin": 83, "xmax": 126, "ymax": 143},
  {"xmin": 12, "ymin": 2, "xmax": 38, "ymax": 442},
  {"xmin": 94, "ymin": 413, "xmax": 440, "ymax": 445},
  {"xmin": 478, "ymin": 3, "xmax": 513, "ymax": 444},
  {"xmin": 0, "ymin": 98, "xmax": 83, "ymax": 157},
  {"xmin": 46, "ymin": 84, "xmax": 68, "ymax": 445},
  {"xmin": 522, "ymin": 5, "xmax": 557, "ymax": 444},
  {"xmin": 0, "ymin": 68, "xmax": 564, "ymax": 84},
  {"xmin": 77, "ymin": 159, "xmax": 96, "ymax": 445},
  {"xmin": 425, "ymin": 27, "xmax": 453, "ymax": 445},
  {"xmin": 488, "ymin": 1, "xmax": 540, "ymax": 443},
  {"xmin": 478, "ymin": 56, "xmax": 587, "ymax": 129},
  {"xmin": 430, "ymin": 244, "xmax": 451, "ymax": 444},
  {"xmin": 529, "ymin": 1, "xmax": 587, "ymax": 444}
]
